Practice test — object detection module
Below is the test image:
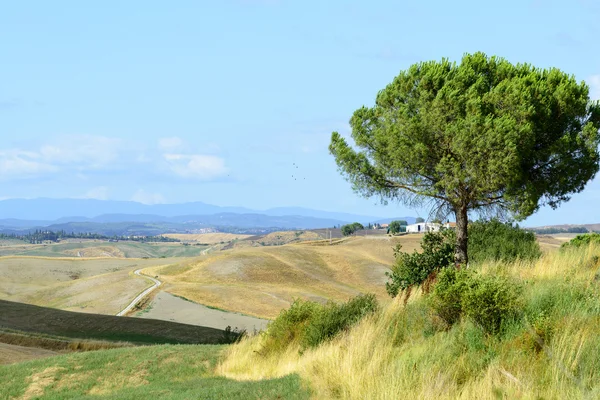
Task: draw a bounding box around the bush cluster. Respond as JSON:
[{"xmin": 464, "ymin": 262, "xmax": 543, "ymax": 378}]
[
  {"xmin": 468, "ymin": 219, "xmax": 541, "ymax": 263},
  {"xmin": 561, "ymin": 233, "xmax": 600, "ymax": 249},
  {"xmin": 262, "ymin": 294, "xmax": 378, "ymax": 354},
  {"xmin": 429, "ymin": 268, "xmax": 523, "ymax": 334},
  {"xmin": 386, "ymin": 229, "xmax": 455, "ymax": 298}
]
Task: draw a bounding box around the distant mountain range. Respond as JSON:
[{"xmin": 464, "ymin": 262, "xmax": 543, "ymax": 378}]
[{"xmin": 0, "ymin": 198, "xmax": 416, "ymax": 235}]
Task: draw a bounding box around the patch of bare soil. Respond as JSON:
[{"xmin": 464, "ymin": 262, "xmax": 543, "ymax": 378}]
[
  {"xmin": 137, "ymin": 291, "xmax": 269, "ymax": 332},
  {"xmin": 0, "ymin": 343, "xmax": 58, "ymax": 365}
]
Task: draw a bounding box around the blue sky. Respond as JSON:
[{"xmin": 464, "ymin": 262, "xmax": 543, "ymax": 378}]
[{"xmin": 0, "ymin": 0, "xmax": 599, "ymax": 225}]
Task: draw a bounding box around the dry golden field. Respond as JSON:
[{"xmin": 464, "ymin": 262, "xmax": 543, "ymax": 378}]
[
  {"xmin": 536, "ymin": 234, "xmax": 573, "ymax": 251},
  {"xmin": 163, "ymin": 233, "xmax": 253, "ymax": 244},
  {"xmin": 143, "ymin": 235, "xmax": 423, "ymax": 319},
  {"xmin": 0, "ymin": 257, "xmax": 178, "ymax": 315}
]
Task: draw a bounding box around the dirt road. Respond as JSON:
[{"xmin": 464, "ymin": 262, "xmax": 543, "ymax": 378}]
[{"xmin": 116, "ymin": 270, "xmax": 161, "ymax": 317}]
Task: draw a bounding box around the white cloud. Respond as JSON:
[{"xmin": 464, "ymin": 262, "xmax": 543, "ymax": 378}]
[
  {"xmin": 38, "ymin": 135, "xmax": 121, "ymax": 167},
  {"xmin": 0, "ymin": 149, "xmax": 58, "ymax": 180},
  {"xmin": 0, "ymin": 135, "xmax": 123, "ymax": 180},
  {"xmin": 589, "ymin": 75, "xmax": 600, "ymax": 100},
  {"xmin": 0, "ymin": 134, "xmax": 230, "ymax": 183},
  {"xmin": 131, "ymin": 189, "xmax": 166, "ymax": 205},
  {"xmin": 163, "ymin": 153, "xmax": 228, "ymax": 180},
  {"xmin": 83, "ymin": 186, "xmax": 109, "ymax": 200},
  {"xmin": 158, "ymin": 137, "xmax": 184, "ymax": 151}
]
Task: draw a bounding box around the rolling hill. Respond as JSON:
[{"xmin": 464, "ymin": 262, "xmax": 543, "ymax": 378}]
[{"xmin": 143, "ymin": 235, "xmax": 423, "ymax": 319}]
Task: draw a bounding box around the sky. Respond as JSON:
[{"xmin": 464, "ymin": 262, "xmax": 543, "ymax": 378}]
[{"xmin": 0, "ymin": 0, "xmax": 599, "ymax": 225}]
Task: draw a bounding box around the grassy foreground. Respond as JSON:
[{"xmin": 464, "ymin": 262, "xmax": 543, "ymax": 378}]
[
  {"xmin": 218, "ymin": 244, "xmax": 600, "ymax": 399},
  {"xmin": 0, "ymin": 345, "xmax": 310, "ymax": 399}
]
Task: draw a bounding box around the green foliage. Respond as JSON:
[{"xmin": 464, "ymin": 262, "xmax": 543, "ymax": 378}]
[
  {"xmin": 329, "ymin": 51, "xmax": 600, "ymax": 264},
  {"xmin": 430, "ymin": 269, "xmax": 523, "ymax": 334},
  {"xmin": 262, "ymin": 299, "xmax": 321, "ymax": 354},
  {"xmin": 388, "ymin": 220, "xmax": 406, "ymax": 234},
  {"xmin": 461, "ymin": 275, "xmax": 523, "ymax": 335},
  {"xmin": 429, "ymin": 267, "xmax": 471, "ymax": 326},
  {"xmin": 341, "ymin": 222, "xmax": 364, "ymax": 236},
  {"xmin": 561, "ymin": 233, "xmax": 600, "ymax": 249},
  {"xmin": 302, "ymin": 294, "xmax": 378, "ymax": 349},
  {"xmin": 415, "ymin": 218, "xmax": 425, "ymax": 224},
  {"xmin": 262, "ymin": 295, "xmax": 378, "ymax": 353},
  {"xmin": 386, "ymin": 229, "xmax": 456, "ymax": 297},
  {"xmin": 468, "ymin": 219, "xmax": 542, "ymax": 263}
]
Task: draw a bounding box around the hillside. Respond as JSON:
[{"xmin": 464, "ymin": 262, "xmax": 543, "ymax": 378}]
[
  {"xmin": 163, "ymin": 233, "xmax": 253, "ymax": 244},
  {"xmin": 144, "ymin": 235, "xmax": 422, "ymax": 319},
  {"xmin": 0, "ymin": 300, "xmax": 229, "ymax": 345},
  {"xmin": 0, "ymin": 257, "xmax": 175, "ymax": 314},
  {"xmin": 0, "ymin": 241, "xmax": 210, "ymax": 259},
  {"xmin": 217, "ymin": 243, "xmax": 600, "ymax": 399}
]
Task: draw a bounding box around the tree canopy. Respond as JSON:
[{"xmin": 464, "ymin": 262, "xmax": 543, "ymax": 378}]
[
  {"xmin": 330, "ymin": 52, "xmax": 600, "ymax": 264},
  {"xmin": 388, "ymin": 220, "xmax": 406, "ymax": 234},
  {"xmin": 341, "ymin": 222, "xmax": 364, "ymax": 236}
]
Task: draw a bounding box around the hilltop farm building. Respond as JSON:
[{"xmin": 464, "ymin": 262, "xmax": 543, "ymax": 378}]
[{"xmin": 405, "ymin": 222, "xmax": 456, "ymax": 233}]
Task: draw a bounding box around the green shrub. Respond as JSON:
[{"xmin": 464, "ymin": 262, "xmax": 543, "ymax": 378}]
[
  {"xmin": 561, "ymin": 233, "xmax": 600, "ymax": 249},
  {"xmin": 461, "ymin": 274, "xmax": 523, "ymax": 335},
  {"xmin": 429, "ymin": 269, "xmax": 523, "ymax": 335},
  {"xmin": 386, "ymin": 229, "xmax": 455, "ymax": 298},
  {"xmin": 261, "ymin": 299, "xmax": 321, "ymax": 354},
  {"xmin": 468, "ymin": 219, "xmax": 541, "ymax": 263},
  {"xmin": 429, "ymin": 267, "xmax": 472, "ymax": 326},
  {"xmin": 262, "ymin": 294, "xmax": 378, "ymax": 353},
  {"xmin": 302, "ymin": 294, "xmax": 378, "ymax": 349}
]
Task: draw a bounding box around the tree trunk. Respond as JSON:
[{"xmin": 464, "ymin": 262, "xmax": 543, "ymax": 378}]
[{"xmin": 454, "ymin": 205, "xmax": 468, "ymax": 266}]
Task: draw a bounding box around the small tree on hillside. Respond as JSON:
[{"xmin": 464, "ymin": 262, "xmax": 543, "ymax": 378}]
[
  {"xmin": 330, "ymin": 52, "xmax": 600, "ymax": 264},
  {"xmin": 388, "ymin": 220, "xmax": 405, "ymax": 234},
  {"xmin": 341, "ymin": 222, "xmax": 364, "ymax": 236},
  {"xmin": 415, "ymin": 217, "xmax": 425, "ymax": 224}
]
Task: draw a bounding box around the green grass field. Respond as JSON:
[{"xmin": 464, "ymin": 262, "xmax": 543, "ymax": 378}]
[{"xmin": 0, "ymin": 345, "xmax": 310, "ymax": 399}]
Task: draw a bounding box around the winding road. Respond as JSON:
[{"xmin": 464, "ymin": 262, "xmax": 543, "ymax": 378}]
[{"xmin": 116, "ymin": 269, "xmax": 162, "ymax": 317}]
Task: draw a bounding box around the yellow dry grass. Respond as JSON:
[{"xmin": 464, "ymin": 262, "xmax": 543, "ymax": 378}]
[
  {"xmin": 255, "ymin": 231, "xmax": 323, "ymax": 245},
  {"xmin": 536, "ymin": 234, "xmax": 571, "ymax": 251},
  {"xmin": 22, "ymin": 366, "xmax": 66, "ymax": 400},
  {"xmin": 217, "ymin": 243, "xmax": 600, "ymax": 399},
  {"xmin": 144, "ymin": 235, "xmax": 423, "ymax": 319},
  {"xmin": 63, "ymin": 246, "xmax": 125, "ymax": 258},
  {"xmin": 0, "ymin": 257, "xmax": 177, "ymax": 315},
  {"xmin": 163, "ymin": 233, "xmax": 252, "ymax": 243}
]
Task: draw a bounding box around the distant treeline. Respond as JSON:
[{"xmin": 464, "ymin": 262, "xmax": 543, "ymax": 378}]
[
  {"xmin": 0, "ymin": 230, "xmax": 180, "ymax": 244},
  {"xmin": 529, "ymin": 226, "xmax": 589, "ymax": 235}
]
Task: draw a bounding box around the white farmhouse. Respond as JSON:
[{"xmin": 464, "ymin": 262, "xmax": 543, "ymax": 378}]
[{"xmin": 405, "ymin": 222, "xmax": 442, "ymax": 233}]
